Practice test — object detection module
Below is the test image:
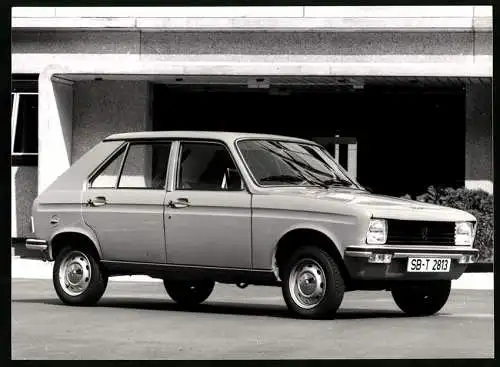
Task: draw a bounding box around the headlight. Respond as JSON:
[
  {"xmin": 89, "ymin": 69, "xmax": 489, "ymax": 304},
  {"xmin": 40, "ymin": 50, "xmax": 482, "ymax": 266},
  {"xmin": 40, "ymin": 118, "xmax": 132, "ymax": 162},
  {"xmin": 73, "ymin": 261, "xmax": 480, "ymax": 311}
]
[
  {"xmin": 455, "ymin": 221, "xmax": 475, "ymax": 246},
  {"xmin": 366, "ymin": 219, "xmax": 387, "ymax": 245}
]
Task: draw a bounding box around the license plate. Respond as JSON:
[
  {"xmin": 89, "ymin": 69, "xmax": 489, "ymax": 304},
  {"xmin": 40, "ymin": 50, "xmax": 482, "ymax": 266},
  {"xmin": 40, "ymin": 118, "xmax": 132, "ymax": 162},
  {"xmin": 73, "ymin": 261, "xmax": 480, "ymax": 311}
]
[{"xmin": 407, "ymin": 257, "xmax": 451, "ymax": 272}]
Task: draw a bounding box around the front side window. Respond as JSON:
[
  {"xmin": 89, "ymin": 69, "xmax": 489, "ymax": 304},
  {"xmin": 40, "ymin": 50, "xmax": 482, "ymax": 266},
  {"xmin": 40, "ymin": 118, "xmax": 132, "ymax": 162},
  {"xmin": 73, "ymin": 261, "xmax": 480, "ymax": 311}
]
[
  {"xmin": 237, "ymin": 139, "xmax": 359, "ymax": 188},
  {"xmin": 118, "ymin": 142, "xmax": 172, "ymax": 189},
  {"xmin": 177, "ymin": 142, "xmax": 243, "ymax": 191}
]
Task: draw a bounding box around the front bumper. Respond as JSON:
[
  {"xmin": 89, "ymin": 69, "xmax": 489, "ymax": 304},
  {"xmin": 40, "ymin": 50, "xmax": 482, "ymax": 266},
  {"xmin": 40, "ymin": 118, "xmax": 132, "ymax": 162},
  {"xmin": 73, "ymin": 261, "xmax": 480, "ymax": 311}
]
[
  {"xmin": 25, "ymin": 238, "xmax": 51, "ymax": 261},
  {"xmin": 344, "ymin": 245, "xmax": 479, "ymax": 281}
]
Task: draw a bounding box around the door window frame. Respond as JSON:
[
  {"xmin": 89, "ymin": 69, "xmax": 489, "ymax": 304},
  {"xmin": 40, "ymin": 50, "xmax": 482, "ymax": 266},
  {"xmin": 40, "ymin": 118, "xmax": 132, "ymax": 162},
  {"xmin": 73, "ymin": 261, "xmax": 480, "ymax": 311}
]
[
  {"xmin": 87, "ymin": 140, "xmax": 176, "ymax": 191},
  {"xmin": 87, "ymin": 143, "xmax": 128, "ymax": 189},
  {"xmin": 171, "ymin": 139, "xmax": 248, "ymax": 193},
  {"xmin": 116, "ymin": 140, "xmax": 174, "ymax": 191}
]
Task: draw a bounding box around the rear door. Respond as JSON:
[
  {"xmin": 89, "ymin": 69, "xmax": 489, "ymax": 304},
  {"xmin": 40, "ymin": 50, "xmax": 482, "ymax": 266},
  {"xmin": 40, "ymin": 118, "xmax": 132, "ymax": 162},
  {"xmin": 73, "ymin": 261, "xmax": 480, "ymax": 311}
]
[{"xmin": 82, "ymin": 141, "xmax": 173, "ymax": 263}]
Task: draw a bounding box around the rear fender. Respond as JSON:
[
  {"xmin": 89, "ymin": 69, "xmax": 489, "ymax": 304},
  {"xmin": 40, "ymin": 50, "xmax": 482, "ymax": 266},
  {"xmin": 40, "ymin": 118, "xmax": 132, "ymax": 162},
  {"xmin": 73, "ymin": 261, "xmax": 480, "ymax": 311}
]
[{"xmin": 48, "ymin": 224, "xmax": 102, "ymax": 261}]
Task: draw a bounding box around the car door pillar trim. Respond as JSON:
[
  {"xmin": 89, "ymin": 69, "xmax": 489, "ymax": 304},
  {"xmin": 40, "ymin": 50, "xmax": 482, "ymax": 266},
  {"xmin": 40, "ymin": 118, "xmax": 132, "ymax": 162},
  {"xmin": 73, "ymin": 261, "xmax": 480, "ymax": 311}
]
[{"xmin": 166, "ymin": 141, "xmax": 180, "ymax": 192}]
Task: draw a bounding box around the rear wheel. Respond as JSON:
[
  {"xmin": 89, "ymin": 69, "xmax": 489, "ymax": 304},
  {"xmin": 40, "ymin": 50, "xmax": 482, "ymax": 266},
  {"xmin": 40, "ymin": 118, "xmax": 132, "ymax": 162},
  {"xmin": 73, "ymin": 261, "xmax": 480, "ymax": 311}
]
[
  {"xmin": 281, "ymin": 246, "xmax": 345, "ymax": 319},
  {"xmin": 391, "ymin": 280, "xmax": 451, "ymax": 316},
  {"xmin": 53, "ymin": 247, "xmax": 108, "ymax": 306},
  {"xmin": 163, "ymin": 279, "xmax": 215, "ymax": 307}
]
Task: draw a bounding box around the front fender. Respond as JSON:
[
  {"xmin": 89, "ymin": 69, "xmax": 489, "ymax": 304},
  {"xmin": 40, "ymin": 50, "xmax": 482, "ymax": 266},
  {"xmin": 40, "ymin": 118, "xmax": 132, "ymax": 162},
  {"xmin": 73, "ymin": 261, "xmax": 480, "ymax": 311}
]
[
  {"xmin": 274, "ymin": 223, "xmax": 343, "ymax": 253},
  {"xmin": 270, "ymin": 223, "xmax": 343, "ymax": 278}
]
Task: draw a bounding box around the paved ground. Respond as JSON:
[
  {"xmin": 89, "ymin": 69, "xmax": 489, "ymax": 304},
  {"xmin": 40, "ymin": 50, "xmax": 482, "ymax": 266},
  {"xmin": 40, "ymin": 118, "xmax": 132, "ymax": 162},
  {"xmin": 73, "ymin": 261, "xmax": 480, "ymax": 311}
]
[{"xmin": 12, "ymin": 279, "xmax": 494, "ymax": 359}]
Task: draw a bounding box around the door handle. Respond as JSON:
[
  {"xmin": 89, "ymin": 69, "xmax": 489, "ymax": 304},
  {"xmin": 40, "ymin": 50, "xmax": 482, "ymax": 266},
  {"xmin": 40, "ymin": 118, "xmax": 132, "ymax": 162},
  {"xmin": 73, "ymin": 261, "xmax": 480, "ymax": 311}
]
[
  {"xmin": 168, "ymin": 198, "xmax": 190, "ymax": 209},
  {"xmin": 87, "ymin": 196, "xmax": 107, "ymax": 207}
]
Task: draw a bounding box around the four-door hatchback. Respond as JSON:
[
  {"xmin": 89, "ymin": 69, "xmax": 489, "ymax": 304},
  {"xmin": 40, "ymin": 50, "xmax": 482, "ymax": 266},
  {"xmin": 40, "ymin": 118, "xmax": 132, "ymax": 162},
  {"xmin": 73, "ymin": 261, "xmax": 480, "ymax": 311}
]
[{"xmin": 27, "ymin": 131, "xmax": 479, "ymax": 319}]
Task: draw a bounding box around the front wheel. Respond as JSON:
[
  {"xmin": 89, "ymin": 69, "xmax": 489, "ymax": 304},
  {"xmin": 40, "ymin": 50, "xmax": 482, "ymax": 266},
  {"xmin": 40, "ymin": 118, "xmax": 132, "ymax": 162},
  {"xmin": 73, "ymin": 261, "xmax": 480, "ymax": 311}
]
[
  {"xmin": 391, "ymin": 280, "xmax": 451, "ymax": 317},
  {"xmin": 281, "ymin": 246, "xmax": 345, "ymax": 319},
  {"xmin": 163, "ymin": 280, "xmax": 215, "ymax": 307},
  {"xmin": 53, "ymin": 247, "xmax": 108, "ymax": 306}
]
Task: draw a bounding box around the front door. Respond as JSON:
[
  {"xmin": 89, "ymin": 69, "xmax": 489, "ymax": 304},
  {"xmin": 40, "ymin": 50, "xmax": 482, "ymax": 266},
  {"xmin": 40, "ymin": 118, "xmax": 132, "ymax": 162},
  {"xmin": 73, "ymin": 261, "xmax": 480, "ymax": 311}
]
[
  {"xmin": 164, "ymin": 141, "xmax": 252, "ymax": 269},
  {"xmin": 82, "ymin": 141, "xmax": 173, "ymax": 263}
]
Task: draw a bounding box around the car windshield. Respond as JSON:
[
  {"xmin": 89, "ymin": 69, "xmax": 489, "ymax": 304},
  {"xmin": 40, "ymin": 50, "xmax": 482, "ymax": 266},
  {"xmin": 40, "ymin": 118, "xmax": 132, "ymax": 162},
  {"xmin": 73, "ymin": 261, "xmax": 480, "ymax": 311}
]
[{"xmin": 237, "ymin": 139, "xmax": 362, "ymax": 189}]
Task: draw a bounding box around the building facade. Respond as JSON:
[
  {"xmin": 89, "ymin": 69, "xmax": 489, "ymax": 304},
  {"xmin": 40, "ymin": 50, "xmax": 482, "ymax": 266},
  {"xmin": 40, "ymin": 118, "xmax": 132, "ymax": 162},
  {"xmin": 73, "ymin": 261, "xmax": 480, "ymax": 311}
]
[{"xmin": 11, "ymin": 6, "xmax": 493, "ymax": 239}]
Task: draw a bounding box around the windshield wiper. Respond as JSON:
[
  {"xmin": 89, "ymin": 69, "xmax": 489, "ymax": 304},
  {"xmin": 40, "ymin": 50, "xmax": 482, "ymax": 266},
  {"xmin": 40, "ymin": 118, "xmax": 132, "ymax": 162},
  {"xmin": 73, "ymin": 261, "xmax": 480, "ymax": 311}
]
[
  {"xmin": 321, "ymin": 178, "xmax": 354, "ymax": 187},
  {"xmin": 260, "ymin": 175, "xmax": 305, "ymax": 183},
  {"xmin": 260, "ymin": 174, "xmax": 329, "ymax": 188}
]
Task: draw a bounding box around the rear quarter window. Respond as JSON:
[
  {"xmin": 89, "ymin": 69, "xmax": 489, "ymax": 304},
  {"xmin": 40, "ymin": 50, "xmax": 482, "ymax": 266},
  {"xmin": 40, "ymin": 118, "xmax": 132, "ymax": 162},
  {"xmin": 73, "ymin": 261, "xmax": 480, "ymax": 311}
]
[{"xmin": 90, "ymin": 147, "xmax": 126, "ymax": 189}]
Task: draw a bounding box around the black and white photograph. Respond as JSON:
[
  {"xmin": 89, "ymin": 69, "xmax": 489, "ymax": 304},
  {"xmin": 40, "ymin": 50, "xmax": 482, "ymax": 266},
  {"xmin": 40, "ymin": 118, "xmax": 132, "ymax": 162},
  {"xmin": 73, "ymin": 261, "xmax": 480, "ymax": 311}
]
[{"xmin": 9, "ymin": 4, "xmax": 494, "ymax": 360}]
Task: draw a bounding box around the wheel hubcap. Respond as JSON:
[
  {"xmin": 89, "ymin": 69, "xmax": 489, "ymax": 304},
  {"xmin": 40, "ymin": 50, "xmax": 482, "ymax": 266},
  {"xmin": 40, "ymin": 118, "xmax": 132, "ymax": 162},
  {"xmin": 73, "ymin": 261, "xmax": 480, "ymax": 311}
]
[
  {"xmin": 58, "ymin": 251, "xmax": 91, "ymax": 297},
  {"xmin": 289, "ymin": 258, "xmax": 326, "ymax": 309}
]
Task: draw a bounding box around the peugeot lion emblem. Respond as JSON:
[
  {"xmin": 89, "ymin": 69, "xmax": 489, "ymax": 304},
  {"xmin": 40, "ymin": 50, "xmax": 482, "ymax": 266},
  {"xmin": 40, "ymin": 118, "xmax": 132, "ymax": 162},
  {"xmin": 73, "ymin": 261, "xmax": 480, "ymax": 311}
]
[{"xmin": 421, "ymin": 226, "xmax": 430, "ymax": 240}]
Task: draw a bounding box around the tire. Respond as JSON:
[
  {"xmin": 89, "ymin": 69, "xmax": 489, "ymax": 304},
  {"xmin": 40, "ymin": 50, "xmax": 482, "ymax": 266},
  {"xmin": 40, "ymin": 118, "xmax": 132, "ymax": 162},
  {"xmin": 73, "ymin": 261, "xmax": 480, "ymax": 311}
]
[
  {"xmin": 281, "ymin": 246, "xmax": 345, "ymax": 319},
  {"xmin": 53, "ymin": 246, "xmax": 108, "ymax": 306},
  {"xmin": 391, "ymin": 280, "xmax": 451, "ymax": 317},
  {"xmin": 163, "ymin": 279, "xmax": 215, "ymax": 307}
]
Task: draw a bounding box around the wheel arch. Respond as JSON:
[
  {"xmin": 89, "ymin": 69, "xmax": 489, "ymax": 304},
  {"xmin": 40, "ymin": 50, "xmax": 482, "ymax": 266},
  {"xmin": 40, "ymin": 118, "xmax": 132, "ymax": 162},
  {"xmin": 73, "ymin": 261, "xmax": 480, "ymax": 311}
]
[
  {"xmin": 49, "ymin": 226, "xmax": 102, "ymax": 261},
  {"xmin": 272, "ymin": 226, "xmax": 351, "ymax": 286}
]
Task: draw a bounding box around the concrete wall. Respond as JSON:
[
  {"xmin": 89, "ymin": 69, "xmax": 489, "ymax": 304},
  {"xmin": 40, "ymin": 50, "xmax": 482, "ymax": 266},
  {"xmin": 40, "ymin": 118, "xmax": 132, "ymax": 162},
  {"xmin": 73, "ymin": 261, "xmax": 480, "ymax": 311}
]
[
  {"xmin": 53, "ymin": 81, "xmax": 74, "ymax": 163},
  {"xmin": 118, "ymin": 144, "xmax": 153, "ymax": 188},
  {"xmin": 72, "ymin": 80, "xmax": 152, "ymax": 163},
  {"xmin": 465, "ymin": 81, "xmax": 493, "ymax": 193},
  {"xmin": 11, "ymin": 6, "xmax": 492, "ymax": 32},
  {"xmin": 11, "ymin": 26, "xmax": 492, "ymax": 77},
  {"xmin": 12, "ymin": 166, "xmax": 37, "ymax": 237},
  {"xmin": 12, "ymin": 31, "xmax": 141, "ymax": 55},
  {"xmin": 11, "ymin": 30, "xmax": 492, "ymax": 64},
  {"xmin": 11, "ymin": 6, "xmax": 487, "ymax": 19}
]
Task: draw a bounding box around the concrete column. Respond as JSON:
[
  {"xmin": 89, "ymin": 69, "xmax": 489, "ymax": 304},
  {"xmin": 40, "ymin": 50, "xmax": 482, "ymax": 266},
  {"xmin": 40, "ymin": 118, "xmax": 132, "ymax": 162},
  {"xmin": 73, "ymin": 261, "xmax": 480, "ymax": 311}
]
[
  {"xmin": 347, "ymin": 143, "xmax": 358, "ymax": 179},
  {"xmin": 465, "ymin": 80, "xmax": 493, "ymax": 194},
  {"xmin": 12, "ymin": 166, "xmax": 38, "ymax": 237},
  {"xmin": 11, "ymin": 167, "xmax": 17, "ymax": 237},
  {"xmin": 38, "ymin": 65, "xmax": 74, "ymax": 194}
]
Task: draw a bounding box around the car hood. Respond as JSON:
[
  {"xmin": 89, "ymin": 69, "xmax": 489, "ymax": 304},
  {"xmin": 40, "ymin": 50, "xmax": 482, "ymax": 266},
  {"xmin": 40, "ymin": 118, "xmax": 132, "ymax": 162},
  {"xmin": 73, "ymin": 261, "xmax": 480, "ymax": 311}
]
[{"xmin": 266, "ymin": 187, "xmax": 476, "ymax": 222}]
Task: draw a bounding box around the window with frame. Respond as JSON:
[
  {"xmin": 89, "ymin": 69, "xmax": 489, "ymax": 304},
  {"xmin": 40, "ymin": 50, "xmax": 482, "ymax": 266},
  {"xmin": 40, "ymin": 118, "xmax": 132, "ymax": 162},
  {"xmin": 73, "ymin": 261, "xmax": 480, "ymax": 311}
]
[
  {"xmin": 118, "ymin": 142, "xmax": 172, "ymax": 189},
  {"xmin": 90, "ymin": 147, "xmax": 127, "ymax": 189},
  {"xmin": 177, "ymin": 142, "xmax": 243, "ymax": 191},
  {"xmin": 11, "ymin": 92, "xmax": 38, "ymax": 164},
  {"xmin": 12, "ymin": 75, "xmax": 39, "ymax": 165}
]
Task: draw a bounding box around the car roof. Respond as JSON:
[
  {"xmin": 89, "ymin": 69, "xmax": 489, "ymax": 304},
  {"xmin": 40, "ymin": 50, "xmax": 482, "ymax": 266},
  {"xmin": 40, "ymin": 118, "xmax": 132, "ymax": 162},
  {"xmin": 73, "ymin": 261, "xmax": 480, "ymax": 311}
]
[{"xmin": 103, "ymin": 130, "xmax": 315, "ymax": 145}]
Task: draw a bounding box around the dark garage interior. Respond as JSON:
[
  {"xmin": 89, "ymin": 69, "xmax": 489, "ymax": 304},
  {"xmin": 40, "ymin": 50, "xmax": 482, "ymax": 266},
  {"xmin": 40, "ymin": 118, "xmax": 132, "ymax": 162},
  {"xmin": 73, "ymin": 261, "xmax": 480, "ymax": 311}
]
[{"xmin": 153, "ymin": 83, "xmax": 465, "ymax": 198}]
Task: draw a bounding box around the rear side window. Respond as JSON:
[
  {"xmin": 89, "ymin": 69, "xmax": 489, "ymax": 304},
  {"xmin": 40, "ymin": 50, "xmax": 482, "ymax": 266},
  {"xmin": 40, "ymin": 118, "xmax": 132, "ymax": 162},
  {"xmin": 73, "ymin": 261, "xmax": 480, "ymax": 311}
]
[
  {"xmin": 90, "ymin": 147, "xmax": 126, "ymax": 189},
  {"xmin": 118, "ymin": 142, "xmax": 172, "ymax": 189}
]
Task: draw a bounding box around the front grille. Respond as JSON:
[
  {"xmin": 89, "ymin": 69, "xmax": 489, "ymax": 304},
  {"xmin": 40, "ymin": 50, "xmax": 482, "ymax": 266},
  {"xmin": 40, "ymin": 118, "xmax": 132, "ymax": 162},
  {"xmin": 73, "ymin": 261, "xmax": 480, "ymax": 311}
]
[{"xmin": 386, "ymin": 220, "xmax": 455, "ymax": 246}]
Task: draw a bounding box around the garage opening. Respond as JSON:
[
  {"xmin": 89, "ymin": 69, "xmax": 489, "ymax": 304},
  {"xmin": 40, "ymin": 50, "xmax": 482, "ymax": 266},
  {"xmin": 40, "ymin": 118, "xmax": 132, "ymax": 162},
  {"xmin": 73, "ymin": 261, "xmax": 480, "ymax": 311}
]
[{"xmin": 153, "ymin": 81, "xmax": 465, "ymax": 198}]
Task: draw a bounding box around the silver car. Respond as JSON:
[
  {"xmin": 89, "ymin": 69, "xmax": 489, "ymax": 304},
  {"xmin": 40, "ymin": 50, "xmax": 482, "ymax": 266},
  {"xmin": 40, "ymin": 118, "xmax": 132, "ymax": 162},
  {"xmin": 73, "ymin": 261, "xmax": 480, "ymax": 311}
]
[{"xmin": 26, "ymin": 131, "xmax": 478, "ymax": 319}]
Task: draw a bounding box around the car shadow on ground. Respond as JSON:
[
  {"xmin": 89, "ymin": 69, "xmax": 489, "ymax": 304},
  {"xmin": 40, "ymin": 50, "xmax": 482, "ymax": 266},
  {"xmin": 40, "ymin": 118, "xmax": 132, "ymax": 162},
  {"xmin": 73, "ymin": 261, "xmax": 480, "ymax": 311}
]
[{"xmin": 13, "ymin": 297, "xmax": 412, "ymax": 320}]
